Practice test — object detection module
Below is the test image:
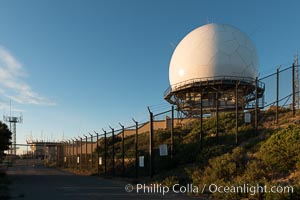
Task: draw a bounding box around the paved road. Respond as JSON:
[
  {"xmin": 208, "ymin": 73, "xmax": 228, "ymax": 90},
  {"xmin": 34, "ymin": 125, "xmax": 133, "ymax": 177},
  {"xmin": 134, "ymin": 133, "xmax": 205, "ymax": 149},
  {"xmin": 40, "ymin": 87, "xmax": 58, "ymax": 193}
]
[{"xmin": 6, "ymin": 159, "xmax": 194, "ymax": 200}]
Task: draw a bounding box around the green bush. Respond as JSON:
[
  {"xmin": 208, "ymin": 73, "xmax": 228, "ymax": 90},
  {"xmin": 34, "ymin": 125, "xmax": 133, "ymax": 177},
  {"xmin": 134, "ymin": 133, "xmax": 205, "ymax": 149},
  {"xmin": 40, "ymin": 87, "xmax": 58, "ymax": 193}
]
[
  {"xmin": 258, "ymin": 125, "xmax": 300, "ymax": 178},
  {"xmin": 161, "ymin": 176, "xmax": 179, "ymax": 187},
  {"xmin": 201, "ymin": 147, "xmax": 246, "ymax": 185}
]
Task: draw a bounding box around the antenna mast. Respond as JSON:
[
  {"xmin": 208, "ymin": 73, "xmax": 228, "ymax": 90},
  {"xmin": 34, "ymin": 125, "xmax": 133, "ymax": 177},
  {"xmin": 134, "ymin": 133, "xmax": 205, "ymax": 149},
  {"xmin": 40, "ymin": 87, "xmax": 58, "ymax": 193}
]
[{"xmin": 3, "ymin": 102, "xmax": 23, "ymax": 155}]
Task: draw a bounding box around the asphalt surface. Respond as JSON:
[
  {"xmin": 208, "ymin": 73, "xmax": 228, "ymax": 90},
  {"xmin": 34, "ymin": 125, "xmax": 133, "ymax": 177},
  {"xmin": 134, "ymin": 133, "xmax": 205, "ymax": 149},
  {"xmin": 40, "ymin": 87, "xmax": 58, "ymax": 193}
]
[{"xmin": 6, "ymin": 159, "xmax": 195, "ymax": 200}]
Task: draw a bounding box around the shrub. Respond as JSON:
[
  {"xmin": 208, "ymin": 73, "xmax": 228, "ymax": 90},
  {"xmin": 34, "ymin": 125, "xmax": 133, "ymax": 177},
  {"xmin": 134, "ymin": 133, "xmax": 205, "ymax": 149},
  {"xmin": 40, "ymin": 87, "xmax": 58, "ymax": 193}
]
[
  {"xmin": 161, "ymin": 176, "xmax": 179, "ymax": 187},
  {"xmin": 258, "ymin": 126, "xmax": 300, "ymax": 178}
]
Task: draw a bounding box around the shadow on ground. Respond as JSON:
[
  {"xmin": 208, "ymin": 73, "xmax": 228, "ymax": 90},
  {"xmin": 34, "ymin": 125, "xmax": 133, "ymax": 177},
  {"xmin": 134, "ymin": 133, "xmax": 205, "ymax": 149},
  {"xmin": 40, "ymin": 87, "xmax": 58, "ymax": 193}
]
[{"xmin": 6, "ymin": 159, "xmax": 193, "ymax": 200}]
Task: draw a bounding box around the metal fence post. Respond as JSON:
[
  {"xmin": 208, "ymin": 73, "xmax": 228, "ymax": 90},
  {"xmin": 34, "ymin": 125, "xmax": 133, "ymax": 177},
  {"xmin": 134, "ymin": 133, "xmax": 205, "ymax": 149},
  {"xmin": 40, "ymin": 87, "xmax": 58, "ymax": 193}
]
[
  {"xmin": 68, "ymin": 140, "xmax": 71, "ymax": 168},
  {"xmin": 79, "ymin": 137, "xmax": 82, "ymax": 170},
  {"xmin": 200, "ymin": 91, "xmax": 203, "ymax": 149},
  {"xmin": 95, "ymin": 131, "xmax": 99, "ymax": 175},
  {"xmin": 215, "ymin": 89, "xmax": 219, "ymax": 144},
  {"xmin": 67, "ymin": 141, "xmax": 71, "ymax": 168},
  {"xmin": 56, "ymin": 143, "xmax": 58, "ymax": 167},
  {"xmin": 119, "ymin": 123, "xmax": 125, "ymax": 177},
  {"xmin": 276, "ymin": 67, "xmax": 279, "ymax": 125},
  {"xmin": 102, "ymin": 129, "xmax": 107, "ymax": 175},
  {"xmin": 89, "ymin": 133, "xmax": 93, "ymax": 170},
  {"xmin": 292, "ymin": 63, "xmax": 296, "ymax": 117},
  {"xmin": 132, "ymin": 118, "xmax": 138, "ymax": 179},
  {"xmin": 72, "ymin": 139, "xmax": 75, "ymax": 169},
  {"xmin": 110, "ymin": 126, "xmax": 115, "ymax": 177},
  {"xmin": 171, "ymin": 105, "xmax": 174, "ymax": 159},
  {"xmin": 148, "ymin": 107, "xmax": 153, "ymax": 178},
  {"xmin": 255, "ymin": 77, "xmax": 258, "ymax": 135},
  {"xmin": 235, "ymin": 81, "xmax": 239, "ymax": 146},
  {"xmin": 75, "ymin": 138, "xmax": 78, "ymax": 169},
  {"xmin": 64, "ymin": 142, "xmax": 67, "ymax": 168},
  {"xmin": 84, "ymin": 135, "xmax": 88, "ymax": 170}
]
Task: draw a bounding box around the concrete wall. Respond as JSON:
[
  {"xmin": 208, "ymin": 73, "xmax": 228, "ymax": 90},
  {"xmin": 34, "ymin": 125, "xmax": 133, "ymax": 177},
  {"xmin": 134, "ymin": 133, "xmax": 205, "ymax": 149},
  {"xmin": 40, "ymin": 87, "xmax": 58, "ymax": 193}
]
[
  {"xmin": 120, "ymin": 117, "xmax": 195, "ymax": 137},
  {"xmin": 62, "ymin": 117, "xmax": 196, "ymax": 155}
]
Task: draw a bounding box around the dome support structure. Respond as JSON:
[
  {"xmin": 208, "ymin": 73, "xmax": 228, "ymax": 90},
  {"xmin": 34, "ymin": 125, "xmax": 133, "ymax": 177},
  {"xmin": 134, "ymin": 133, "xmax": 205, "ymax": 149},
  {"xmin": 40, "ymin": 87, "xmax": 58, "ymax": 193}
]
[{"xmin": 164, "ymin": 77, "xmax": 265, "ymax": 118}]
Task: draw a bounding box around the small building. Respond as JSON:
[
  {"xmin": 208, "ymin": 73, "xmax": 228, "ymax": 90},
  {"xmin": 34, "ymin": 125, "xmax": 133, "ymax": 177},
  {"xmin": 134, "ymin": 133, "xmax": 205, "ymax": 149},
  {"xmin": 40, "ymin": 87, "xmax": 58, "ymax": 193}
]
[{"xmin": 27, "ymin": 140, "xmax": 60, "ymax": 164}]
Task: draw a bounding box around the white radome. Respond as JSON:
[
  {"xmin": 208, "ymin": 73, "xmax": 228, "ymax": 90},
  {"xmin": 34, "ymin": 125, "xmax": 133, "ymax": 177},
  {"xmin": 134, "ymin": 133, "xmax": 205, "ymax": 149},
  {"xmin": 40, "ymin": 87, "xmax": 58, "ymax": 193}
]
[{"xmin": 169, "ymin": 23, "xmax": 258, "ymax": 86}]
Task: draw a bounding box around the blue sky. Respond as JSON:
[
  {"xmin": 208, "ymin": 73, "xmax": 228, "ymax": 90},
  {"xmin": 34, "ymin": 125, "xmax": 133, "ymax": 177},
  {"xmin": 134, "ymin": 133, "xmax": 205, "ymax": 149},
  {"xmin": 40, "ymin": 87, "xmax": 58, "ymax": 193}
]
[{"xmin": 0, "ymin": 0, "xmax": 299, "ymax": 146}]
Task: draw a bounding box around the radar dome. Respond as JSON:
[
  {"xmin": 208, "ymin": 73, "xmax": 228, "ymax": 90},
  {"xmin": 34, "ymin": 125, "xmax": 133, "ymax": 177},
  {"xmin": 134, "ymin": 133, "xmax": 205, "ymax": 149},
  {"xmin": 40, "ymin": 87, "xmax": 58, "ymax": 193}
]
[{"xmin": 169, "ymin": 24, "xmax": 258, "ymax": 87}]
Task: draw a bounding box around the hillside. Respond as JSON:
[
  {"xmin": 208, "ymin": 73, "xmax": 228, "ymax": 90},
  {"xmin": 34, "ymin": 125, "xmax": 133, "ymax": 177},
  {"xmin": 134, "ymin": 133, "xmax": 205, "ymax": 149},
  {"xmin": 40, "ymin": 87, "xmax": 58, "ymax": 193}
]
[{"xmin": 96, "ymin": 108, "xmax": 300, "ymax": 199}]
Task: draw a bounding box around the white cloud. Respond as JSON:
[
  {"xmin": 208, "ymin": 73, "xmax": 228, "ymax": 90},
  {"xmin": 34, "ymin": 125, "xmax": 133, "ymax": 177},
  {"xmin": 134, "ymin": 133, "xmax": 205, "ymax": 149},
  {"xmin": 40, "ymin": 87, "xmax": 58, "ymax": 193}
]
[{"xmin": 0, "ymin": 46, "xmax": 56, "ymax": 106}]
